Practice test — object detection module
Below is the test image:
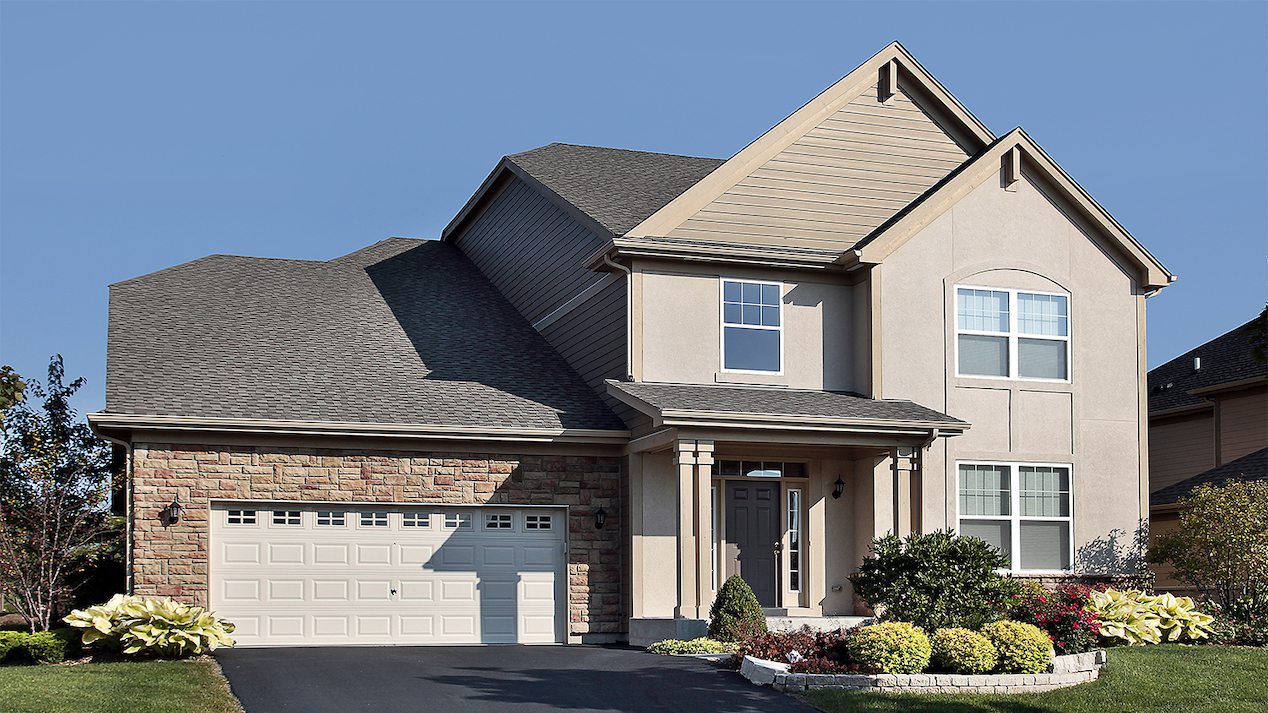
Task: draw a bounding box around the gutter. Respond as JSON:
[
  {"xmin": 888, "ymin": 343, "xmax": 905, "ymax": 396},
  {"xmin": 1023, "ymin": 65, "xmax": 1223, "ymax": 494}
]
[
  {"xmin": 601, "ymin": 254, "xmax": 636, "ymax": 381},
  {"xmin": 87, "ymin": 413, "xmax": 631, "ymax": 445}
]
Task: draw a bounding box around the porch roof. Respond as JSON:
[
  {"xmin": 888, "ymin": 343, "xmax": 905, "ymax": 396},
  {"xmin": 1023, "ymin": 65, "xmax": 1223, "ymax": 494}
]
[{"xmin": 605, "ymin": 380, "xmax": 968, "ymax": 435}]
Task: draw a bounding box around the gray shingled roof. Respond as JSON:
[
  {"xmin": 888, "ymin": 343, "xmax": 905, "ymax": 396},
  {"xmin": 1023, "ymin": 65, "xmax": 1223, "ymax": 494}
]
[
  {"xmin": 606, "ymin": 380, "xmax": 967, "ymax": 426},
  {"xmin": 506, "ymin": 143, "xmax": 724, "ymax": 236},
  {"xmin": 106, "ymin": 238, "xmax": 627, "ymax": 431},
  {"xmin": 1148, "ymin": 316, "xmax": 1266, "ymax": 413},
  {"xmin": 1151, "ymin": 448, "xmax": 1267, "ymax": 507}
]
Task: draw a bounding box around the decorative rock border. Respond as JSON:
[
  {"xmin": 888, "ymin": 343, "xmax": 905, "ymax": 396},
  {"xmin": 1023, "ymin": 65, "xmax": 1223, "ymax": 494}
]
[{"xmin": 740, "ymin": 650, "xmax": 1107, "ymax": 694}]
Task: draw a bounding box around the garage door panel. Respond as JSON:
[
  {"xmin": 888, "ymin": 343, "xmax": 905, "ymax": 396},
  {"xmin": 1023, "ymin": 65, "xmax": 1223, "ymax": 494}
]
[{"xmin": 212, "ymin": 504, "xmax": 565, "ymax": 647}]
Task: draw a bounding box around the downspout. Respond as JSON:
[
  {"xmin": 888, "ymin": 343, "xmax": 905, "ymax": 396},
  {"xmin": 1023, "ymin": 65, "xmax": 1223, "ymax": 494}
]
[
  {"xmin": 94, "ymin": 429, "xmax": 133, "ymax": 596},
  {"xmin": 602, "ymin": 253, "xmax": 635, "ymax": 381}
]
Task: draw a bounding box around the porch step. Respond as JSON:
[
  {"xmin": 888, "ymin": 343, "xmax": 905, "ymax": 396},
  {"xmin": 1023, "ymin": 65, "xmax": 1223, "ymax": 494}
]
[{"xmin": 766, "ymin": 615, "xmax": 873, "ymax": 633}]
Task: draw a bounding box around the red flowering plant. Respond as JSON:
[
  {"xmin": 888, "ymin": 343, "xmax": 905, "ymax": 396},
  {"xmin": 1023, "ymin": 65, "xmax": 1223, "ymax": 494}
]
[
  {"xmin": 1009, "ymin": 580, "xmax": 1104, "ymax": 654},
  {"xmin": 733, "ymin": 625, "xmax": 879, "ymax": 674}
]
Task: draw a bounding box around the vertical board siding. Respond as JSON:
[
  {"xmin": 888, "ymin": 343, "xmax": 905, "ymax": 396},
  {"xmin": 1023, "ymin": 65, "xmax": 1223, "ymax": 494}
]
[
  {"xmin": 1148, "ymin": 413, "xmax": 1216, "ymax": 492},
  {"xmin": 668, "ymin": 83, "xmax": 968, "ymax": 249},
  {"xmin": 1216, "ymin": 388, "xmax": 1267, "ymax": 464},
  {"xmin": 453, "ymin": 178, "xmax": 609, "ymax": 325},
  {"xmin": 539, "ymin": 279, "xmax": 637, "ymax": 427}
]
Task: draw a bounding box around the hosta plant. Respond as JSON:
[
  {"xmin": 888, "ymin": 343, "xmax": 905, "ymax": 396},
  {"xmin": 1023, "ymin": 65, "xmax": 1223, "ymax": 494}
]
[
  {"xmin": 1086, "ymin": 589, "xmax": 1214, "ymax": 645},
  {"xmin": 63, "ymin": 593, "xmax": 235, "ymax": 657}
]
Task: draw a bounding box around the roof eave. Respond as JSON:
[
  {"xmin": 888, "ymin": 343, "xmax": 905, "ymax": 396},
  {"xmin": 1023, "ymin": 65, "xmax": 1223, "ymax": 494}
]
[
  {"xmin": 88, "ymin": 412, "xmax": 631, "ymax": 445},
  {"xmin": 1187, "ymin": 375, "xmax": 1268, "ymax": 398},
  {"xmin": 582, "ymin": 237, "xmax": 848, "ymax": 272}
]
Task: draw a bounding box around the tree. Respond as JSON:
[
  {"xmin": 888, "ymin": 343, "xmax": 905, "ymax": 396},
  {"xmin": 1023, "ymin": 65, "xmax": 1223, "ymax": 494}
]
[
  {"xmin": 0, "ymin": 365, "xmax": 26, "ymax": 418},
  {"xmin": 0, "ymin": 356, "xmax": 115, "ymax": 632},
  {"xmin": 1147, "ymin": 480, "xmax": 1268, "ymax": 609}
]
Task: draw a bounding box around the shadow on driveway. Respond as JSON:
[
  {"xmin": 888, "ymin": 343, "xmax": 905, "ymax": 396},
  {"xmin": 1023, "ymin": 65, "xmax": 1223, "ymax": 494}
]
[{"xmin": 217, "ymin": 644, "xmax": 816, "ymax": 713}]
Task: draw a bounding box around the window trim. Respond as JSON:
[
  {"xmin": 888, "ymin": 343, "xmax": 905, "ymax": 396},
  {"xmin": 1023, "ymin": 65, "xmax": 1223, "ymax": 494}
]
[
  {"xmin": 954, "ymin": 284, "xmax": 1071, "ymax": 383},
  {"xmin": 786, "ymin": 488, "xmax": 802, "ymax": 593},
  {"xmin": 955, "ymin": 460, "xmax": 1074, "ymax": 574},
  {"xmin": 719, "ymin": 277, "xmax": 785, "ymax": 375}
]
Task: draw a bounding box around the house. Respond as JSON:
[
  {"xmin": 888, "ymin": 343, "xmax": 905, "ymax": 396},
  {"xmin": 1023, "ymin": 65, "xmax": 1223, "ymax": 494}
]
[
  {"xmin": 89, "ymin": 42, "xmax": 1174, "ymax": 648},
  {"xmin": 1146, "ymin": 317, "xmax": 1267, "ymax": 591}
]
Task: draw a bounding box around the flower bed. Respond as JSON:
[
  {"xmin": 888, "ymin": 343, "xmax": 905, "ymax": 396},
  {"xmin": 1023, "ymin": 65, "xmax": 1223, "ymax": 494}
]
[{"xmin": 740, "ymin": 650, "xmax": 1106, "ymax": 694}]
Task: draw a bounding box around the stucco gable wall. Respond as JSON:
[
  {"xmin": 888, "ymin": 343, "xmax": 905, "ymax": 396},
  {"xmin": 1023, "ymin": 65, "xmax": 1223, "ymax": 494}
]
[{"xmin": 877, "ymin": 170, "xmax": 1146, "ymax": 574}]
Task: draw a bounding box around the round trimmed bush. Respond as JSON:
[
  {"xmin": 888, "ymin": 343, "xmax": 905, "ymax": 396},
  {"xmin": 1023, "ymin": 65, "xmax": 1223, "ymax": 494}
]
[
  {"xmin": 930, "ymin": 628, "xmax": 997, "ymax": 674},
  {"xmin": 844, "ymin": 622, "xmax": 932, "ymax": 674},
  {"xmin": 708, "ymin": 575, "xmax": 768, "ymax": 642},
  {"xmin": 980, "ymin": 620, "xmax": 1053, "ymax": 674}
]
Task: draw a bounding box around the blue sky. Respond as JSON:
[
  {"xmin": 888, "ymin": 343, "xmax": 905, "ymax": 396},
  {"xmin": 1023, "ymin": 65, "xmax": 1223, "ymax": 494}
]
[{"xmin": 2, "ymin": 1, "xmax": 1265, "ymax": 415}]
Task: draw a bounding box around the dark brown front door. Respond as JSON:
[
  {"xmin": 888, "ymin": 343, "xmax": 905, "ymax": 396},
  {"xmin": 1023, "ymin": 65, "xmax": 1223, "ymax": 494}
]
[{"xmin": 725, "ymin": 481, "xmax": 779, "ymax": 607}]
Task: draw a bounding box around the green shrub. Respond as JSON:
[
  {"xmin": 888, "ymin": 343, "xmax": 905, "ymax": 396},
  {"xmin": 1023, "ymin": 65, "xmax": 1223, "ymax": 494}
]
[
  {"xmin": 1205, "ymin": 597, "xmax": 1268, "ymax": 647},
  {"xmin": 844, "ymin": 622, "xmax": 932, "ymax": 674},
  {"xmin": 1087, "ymin": 589, "xmax": 1214, "ymax": 645},
  {"xmin": 708, "ymin": 575, "xmax": 768, "ymax": 642},
  {"xmin": 63, "ymin": 594, "xmax": 235, "ymax": 658},
  {"xmin": 646, "ymin": 637, "xmax": 733, "ymax": 655},
  {"xmin": 980, "ymin": 620, "xmax": 1052, "ymax": 673},
  {"xmin": 0, "ymin": 631, "xmax": 25, "ymax": 661},
  {"xmin": 930, "ymin": 627, "xmax": 997, "ymax": 674},
  {"xmin": 848, "ymin": 530, "xmax": 1021, "ymax": 631}
]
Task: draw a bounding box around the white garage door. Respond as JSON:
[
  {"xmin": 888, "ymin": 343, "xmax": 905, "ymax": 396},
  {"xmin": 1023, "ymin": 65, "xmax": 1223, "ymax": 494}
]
[{"xmin": 210, "ymin": 503, "xmax": 565, "ymax": 647}]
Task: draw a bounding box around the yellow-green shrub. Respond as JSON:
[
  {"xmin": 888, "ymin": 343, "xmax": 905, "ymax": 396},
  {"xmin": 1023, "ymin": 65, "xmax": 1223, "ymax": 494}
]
[
  {"xmin": 63, "ymin": 594, "xmax": 235, "ymax": 658},
  {"xmin": 980, "ymin": 620, "xmax": 1052, "ymax": 674},
  {"xmin": 844, "ymin": 622, "xmax": 931, "ymax": 674},
  {"xmin": 931, "ymin": 627, "xmax": 997, "ymax": 674},
  {"xmin": 1087, "ymin": 589, "xmax": 1215, "ymax": 645}
]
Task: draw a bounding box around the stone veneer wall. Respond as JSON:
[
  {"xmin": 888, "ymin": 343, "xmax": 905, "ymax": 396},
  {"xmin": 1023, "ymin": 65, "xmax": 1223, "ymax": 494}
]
[{"xmin": 130, "ymin": 443, "xmax": 623, "ymax": 637}]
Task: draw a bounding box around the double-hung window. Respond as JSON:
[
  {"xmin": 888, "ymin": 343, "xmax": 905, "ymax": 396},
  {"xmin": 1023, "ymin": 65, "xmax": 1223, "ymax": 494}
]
[
  {"xmin": 957, "ymin": 462, "xmax": 1072, "ymax": 572},
  {"xmin": 956, "ymin": 287, "xmax": 1069, "ymax": 380},
  {"xmin": 721, "ymin": 279, "xmax": 782, "ymax": 373}
]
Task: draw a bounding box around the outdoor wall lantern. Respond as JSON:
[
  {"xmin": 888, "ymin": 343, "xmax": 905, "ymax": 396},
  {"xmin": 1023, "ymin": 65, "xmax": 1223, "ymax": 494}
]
[
  {"xmin": 594, "ymin": 507, "xmax": 607, "ymax": 530},
  {"xmin": 160, "ymin": 500, "xmax": 182, "ymax": 526},
  {"xmin": 832, "ymin": 477, "xmax": 845, "ymax": 499}
]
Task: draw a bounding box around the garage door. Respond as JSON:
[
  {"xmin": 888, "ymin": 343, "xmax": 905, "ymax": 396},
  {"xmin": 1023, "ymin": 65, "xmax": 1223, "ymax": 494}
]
[{"xmin": 210, "ymin": 503, "xmax": 565, "ymax": 646}]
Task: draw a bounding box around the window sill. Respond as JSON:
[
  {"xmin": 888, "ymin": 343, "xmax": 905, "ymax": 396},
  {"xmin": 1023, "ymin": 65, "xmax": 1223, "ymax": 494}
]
[{"xmin": 715, "ymin": 372, "xmax": 789, "ymax": 386}]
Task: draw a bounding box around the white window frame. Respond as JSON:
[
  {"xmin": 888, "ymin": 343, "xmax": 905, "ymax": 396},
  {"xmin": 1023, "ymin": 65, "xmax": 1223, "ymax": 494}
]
[
  {"xmin": 483, "ymin": 513, "xmax": 514, "ymax": 531},
  {"xmin": 786, "ymin": 488, "xmax": 802, "ymax": 593},
  {"xmin": 525, "ymin": 513, "xmax": 553, "ymax": 531},
  {"xmin": 719, "ymin": 278, "xmax": 784, "ymax": 375},
  {"xmin": 954, "ymin": 285, "xmax": 1071, "ymax": 382},
  {"xmin": 358, "ymin": 510, "xmax": 389, "ymax": 528},
  {"xmin": 316, "ymin": 510, "xmax": 346, "ymax": 527},
  {"xmin": 271, "ymin": 510, "xmax": 302, "ymax": 526},
  {"xmin": 401, "ymin": 512, "xmax": 430, "ymax": 528},
  {"xmin": 955, "ymin": 460, "xmax": 1074, "ymax": 574},
  {"xmin": 226, "ymin": 509, "xmax": 257, "ymax": 526}
]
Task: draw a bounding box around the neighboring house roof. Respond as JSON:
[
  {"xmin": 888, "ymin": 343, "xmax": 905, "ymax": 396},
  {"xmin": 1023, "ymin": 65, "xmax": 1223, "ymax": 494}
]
[
  {"xmin": 606, "ymin": 380, "xmax": 967, "ymax": 433},
  {"xmin": 1150, "ymin": 447, "xmax": 1267, "ymax": 507},
  {"xmin": 506, "ymin": 143, "xmax": 725, "ymax": 237},
  {"xmin": 1148, "ymin": 316, "xmax": 1267, "ymax": 414},
  {"xmin": 103, "ymin": 238, "xmax": 627, "ymax": 433}
]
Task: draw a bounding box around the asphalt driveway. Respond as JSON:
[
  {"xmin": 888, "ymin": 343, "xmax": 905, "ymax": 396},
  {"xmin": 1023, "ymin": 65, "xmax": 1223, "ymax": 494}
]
[{"xmin": 216, "ymin": 644, "xmax": 816, "ymax": 713}]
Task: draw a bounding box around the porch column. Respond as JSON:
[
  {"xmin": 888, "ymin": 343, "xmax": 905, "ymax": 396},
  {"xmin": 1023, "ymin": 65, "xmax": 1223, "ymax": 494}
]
[
  {"xmin": 891, "ymin": 447, "xmax": 922, "ymax": 536},
  {"xmin": 674, "ymin": 440, "xmax": 698, "ymax": 619},
  {"xmin": 694, "ymin": 440, "xmax": 714, "ymax": 620}
]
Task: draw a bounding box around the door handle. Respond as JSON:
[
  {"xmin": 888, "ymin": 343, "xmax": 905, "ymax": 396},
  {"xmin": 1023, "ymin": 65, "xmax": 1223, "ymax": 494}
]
[
  {"xmin": 773, "ymin": 541, "xmax": 783, "ymax": 553},
  {"xmin": 391, "ymin": 588, "xmax": 398, "ymax": 596}
]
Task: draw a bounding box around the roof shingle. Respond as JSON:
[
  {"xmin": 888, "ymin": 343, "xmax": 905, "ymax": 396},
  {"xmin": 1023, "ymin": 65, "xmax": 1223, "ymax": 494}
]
[
  {"xmin": 1151, "ymin": 448, "xmax": 1267, "ymax": 507},
  {"xmin": 1148, "ymin": 317, "xmax": 1266, "ymax": 413},
  {"xmin": 506, "ymin": 143, "xmax": 724, "ymax": 236},
  {"xmin": 106, "ymin": 238, "xmax": 626, "ymax": 431}
]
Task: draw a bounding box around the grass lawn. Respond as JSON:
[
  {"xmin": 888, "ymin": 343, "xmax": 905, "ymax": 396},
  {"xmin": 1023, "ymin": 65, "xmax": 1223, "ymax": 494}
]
[
  {"xmin": 803, "ymin": 645, "xmax": 1268, "ymax": 713},
  {"xmin": 0, "ymin": 658, "xmax": 241, "ymax": 713}
]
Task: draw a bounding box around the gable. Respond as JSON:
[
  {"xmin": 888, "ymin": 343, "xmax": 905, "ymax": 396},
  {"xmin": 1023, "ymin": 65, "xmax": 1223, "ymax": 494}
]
[{"xmin": 664, "ymin": 80, "xmax": 972, "ymax": 250}]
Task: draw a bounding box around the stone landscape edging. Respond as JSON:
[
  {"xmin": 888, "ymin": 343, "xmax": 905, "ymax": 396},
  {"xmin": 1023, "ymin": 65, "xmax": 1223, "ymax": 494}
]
[{"xmin": 739, "ymin": 650, "xmax": 1107, "ymax": 694}]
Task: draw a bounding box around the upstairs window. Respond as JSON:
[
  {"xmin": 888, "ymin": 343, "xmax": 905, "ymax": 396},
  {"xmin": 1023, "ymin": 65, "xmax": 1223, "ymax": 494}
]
[
  {"xmin": 956, "ymin": 287, "xmax": 1069, "ymax": 380},
  {"xmin": 721, "ymin": 279, "xmax": 782, "ymax": 373}
]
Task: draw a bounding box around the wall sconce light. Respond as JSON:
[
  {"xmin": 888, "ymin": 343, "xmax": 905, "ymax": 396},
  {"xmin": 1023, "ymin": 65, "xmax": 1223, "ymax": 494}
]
[
  {"xmin": 160, "ymin": 500, "xmax": 182, "ymax": 526},
  {"xmin": 832, "ymin": 477, "xmax": 845, "ymax": 500},
  {"xmin": 594, "ymin": 507, "xmax": 607, "ymax": 530}
]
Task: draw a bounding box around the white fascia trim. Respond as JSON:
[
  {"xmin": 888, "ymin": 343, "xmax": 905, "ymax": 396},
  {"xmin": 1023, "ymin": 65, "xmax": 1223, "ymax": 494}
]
[
  {"xmin": 657, "ymin": 409, "xmax": 968, "ymax": 434},
  {"xmin": 87, "ymin": 413, "xmax": 630, "ymax": 444},
  {"xmin": 582, "ymin": 239, "xmax": 844, "ymax": 271}
]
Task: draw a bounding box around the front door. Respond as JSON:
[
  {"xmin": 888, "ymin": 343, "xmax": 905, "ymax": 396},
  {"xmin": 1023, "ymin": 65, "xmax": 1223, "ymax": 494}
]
[{"xmin": 724, "ymin": 481, "xmax": 779, "ymax": 607}]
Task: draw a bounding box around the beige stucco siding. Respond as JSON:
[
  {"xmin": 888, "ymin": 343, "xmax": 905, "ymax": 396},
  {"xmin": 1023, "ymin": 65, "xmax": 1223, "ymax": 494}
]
[
  {"xmin": 879, "ymin": 171, "xmax": 1146, "ymax": 573},
  {"xmin": 666, "ymin": 83, "xmax": 969, "ymax": 251},
  {"xmin": 638, "ymin": 265, "xmax": 854, "ymax": 391},
  {"xmin": 1148, "ymin": 411, "xmax": 1215, "ymax": 492}
]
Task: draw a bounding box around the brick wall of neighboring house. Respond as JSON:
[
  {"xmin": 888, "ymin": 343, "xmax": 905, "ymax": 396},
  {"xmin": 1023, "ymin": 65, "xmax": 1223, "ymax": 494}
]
[{"xmin": 130, "ymin": 443, "xmax": 623, "ymax": 636}]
